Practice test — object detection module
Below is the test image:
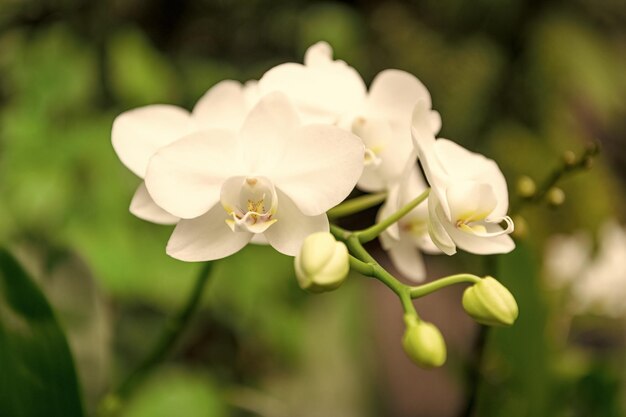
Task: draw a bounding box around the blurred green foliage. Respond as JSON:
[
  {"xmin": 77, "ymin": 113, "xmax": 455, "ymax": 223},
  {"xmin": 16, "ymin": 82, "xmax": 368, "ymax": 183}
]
[
  {"xmin": 0, "ymin": 0, "xmax": 624, "ymax": 416},
  {"xmin": 0, "ymin": 249, "xmax": 84, "ymax": 417}
]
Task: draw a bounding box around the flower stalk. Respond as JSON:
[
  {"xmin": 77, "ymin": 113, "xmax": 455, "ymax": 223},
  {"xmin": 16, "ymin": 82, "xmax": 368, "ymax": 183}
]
[
  {"xmin": 99, "ymin": 262, "xmax": 213, "ymax": 416},
  {"xmin": 356, "ymin": 189, "xmax": 430, "ymax": 243},
  {"xmin": 327, "ymin": 192, "xmax": 387, "ymax": 219},
  {"xmin": 331, "ymin": 193, "xmax": 485, "ymax": 319}
]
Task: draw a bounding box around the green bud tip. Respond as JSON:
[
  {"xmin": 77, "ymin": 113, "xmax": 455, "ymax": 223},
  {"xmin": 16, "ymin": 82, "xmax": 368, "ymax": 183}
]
[
  {"xmin": 294, "ymin": 232, "xmax": 349, "ymax": 293},
  {"xmin": 562, "ymin": 150, "xmax": 577, "ymax": 166},
  {"xmin": 462, "ymin": 276, "xmax": 519, "ymax": 327},
  {"xmin": 402, "ymin": 315, "xmax": 447, "ymax": 368}
]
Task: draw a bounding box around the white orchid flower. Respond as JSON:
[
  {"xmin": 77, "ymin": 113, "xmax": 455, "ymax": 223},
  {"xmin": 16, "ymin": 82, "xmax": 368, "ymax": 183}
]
[
  {"xmin": 112, "ymin": 80, "xmax": 258, "ymax": 225},
  {"xmin": 348, "ymin": 69, "xmax": 441, "ymax": 192},
  {"xmin": 570, "ymin": 221, "xmax": 626, "ymax": 318},
  {"xmin": 378, "ymin": 165, "xmax": 441, "ymax": 281},
  {"xmin": 143, "ymin": 92, "xmax": 365, "ymax": 261},
  {"xmin": 257, "ymin": 41, "xmax": 367, "ymax": 124},
  {"xmin": 411, "ymin": 101, "xmax": 515, "ymax": 256},
  {"xmin": 543, "ymin": 232, "xmax": 592, "ymax": 290}
]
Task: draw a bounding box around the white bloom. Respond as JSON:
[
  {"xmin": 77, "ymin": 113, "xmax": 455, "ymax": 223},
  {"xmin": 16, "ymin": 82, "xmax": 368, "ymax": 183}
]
[
  {"xmin": 258, "ymin": 41, "xmax": 367, "ymax": 124},
  {"xmin": 543, "ymin": 232, "xmax": 592, "ymax": 290},
  {"xmin": 569, "ymin": 221, "xmax": 626, "ymax": 318},
  {"xmin": 112, "ymin": 80, "xmax": 258, "ymax": 224},
  {"xmin": 144, "ymin": 93, "xmax": 364, "ymax": 261},
  {"xmin": 378, "ymin": 165, "xmax": 440, "ymax": 281},
  {"xmin": 411, "ymin": 102, "xmax": 515, "ymax": 256},
  {"xmin": 348, "ymin": 69, "xmax": 441, "ymax": 192}
]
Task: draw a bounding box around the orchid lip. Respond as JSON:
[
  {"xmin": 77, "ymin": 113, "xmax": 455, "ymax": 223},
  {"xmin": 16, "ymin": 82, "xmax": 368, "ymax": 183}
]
[
  {"xmin": 220, "ymin": 175, "xmax": 278, "ymax": 234},
  {"xmin": 364, "ymin": 148, "xmax": 382, "ymax": 167},
  {"xmin": 456, "ymin": 215, "xmax": 515, "ymax": 237}
]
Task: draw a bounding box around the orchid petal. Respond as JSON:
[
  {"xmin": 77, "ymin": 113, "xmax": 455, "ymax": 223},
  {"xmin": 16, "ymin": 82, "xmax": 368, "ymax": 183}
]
[
  {"xmin": 251, "ymin": 234, "xmax": 269, "ymax": 245},
  {"xmin": 433, "ymin": 139, "xmax": 509, "ymax": 218},
  {"xmin": 378, "ymin": 185, "xmax": 401, "ymax": 241},
  {"xmin": 145, "ymin": 130, "xmax": 242, "ymax": 219},
  {"xmin": 387, "ymin": 237, "xmax": 427, "ymax": 282},
  {"xmin": 166, "ymin": 204, "xmax": 252, "ymax": 261},
  {"xmin": 264, "ymin": 190, "xmax": 329, "ymax": 256},
  {"xmin": 112, "ymin": 105, "xmax": 192, "ymax": 177},
  {"xmin": 411, "ymin": 102, "xmax": 448, "ymax": 205},
  {"xmin": 258, "ymin": 42, "xmax": 366, "ymax": 124},
  {"xmin": 429, "ymin": 110, "xmax": 442, "ymax": 135},
  {"xmin": 129, "ymin": 182, "xmax": 179, "ymax": 224},
  {"xmin": 368, "ymin": 69, "xmax": 432, "ymax": 119},
  {"xmin": 441, "ymin": 219, "xmax": 515, "ymax": 255},
  {"xmin": 357, "ymin": 167, "xmax": 389, "ymax": 192},
  {"xmin": 428, "ymin": 193, "xmax": 457, "ymax": 255},
  {"xmin": 192, "ymin": 80, "xmax": 250, "ymax": 131},
  {"xmin": 238, "ymin": 92, "xmax": 300, "ymax": 173},
  {"xmin": 271, "ymin": 124, "xmax": 364, "ymax": 216},
  {"xmin": 446, "ymin": 181, "xmax": 497, "ymax": 223},
  {"xmin": 303, "ymin": 41, "xmax": 333, "ymax": 65}
]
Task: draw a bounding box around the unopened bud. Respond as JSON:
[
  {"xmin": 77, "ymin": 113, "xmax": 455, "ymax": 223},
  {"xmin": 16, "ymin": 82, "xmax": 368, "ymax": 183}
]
[
  {"xmin": 517, "ymin": 176, "xmax": 536, "ymax": 198},
  {"xmin": 562, "ymin": 150, "xmax": 577, "ymax": 167},
  {"xmin": 294, "ymin": 232, "xmax": 349, "ymax": 293},
  {"xmin": 462, "ymin": 277, "xmax": 519, "ymax": 326},
  {"xmin": 402, "ymin": 315, "xmax": 447, "ymax": 368},
  {"xmin": 547, "ymin": 187, "xmax": 565, "ymax": 207}
]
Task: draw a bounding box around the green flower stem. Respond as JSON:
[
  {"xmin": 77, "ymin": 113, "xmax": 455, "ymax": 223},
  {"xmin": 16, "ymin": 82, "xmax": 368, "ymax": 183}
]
[
  {"xmin": 344, "ymin": 234, "xmax": 417, "ymax": 317},
  {"xmin": 513, "ymin": 143, "xmax": 599, "ymax": 213},
  {"xmin": 409, "ymin": 274, "xmax": 482, "ymax": 298},
  {"xmin": 327, "ymin": 192, "xmax": 387, "ymax": 219},
  {"xmin": 348, "ymin": 255, "xmax": 375, "ymax": 276},
  {"xmin": 100, "ymin": 262, "xmax": 213, "ymax": 414},
  {"xmin": 356, "ymin": 189, "xmax": 430, "ymax": 243}
]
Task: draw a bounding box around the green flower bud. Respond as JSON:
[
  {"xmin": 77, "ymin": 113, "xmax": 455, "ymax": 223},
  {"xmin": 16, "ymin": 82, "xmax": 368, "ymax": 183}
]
[
  {"xmin": 294, "ymin": 232, "xmax": 349, "ymax": 293},
  {"xmin": 462, "ymin": 276, "xmax": 519, "ymax": 326},
  {"xmin": 402, "ymin": 315, "xmax": 447, "ymax": 368},
  {"xmin": 547, "ymin": 187, "xmax": 565, "ymax": 207},
  {"xmin": 516, "ymin": 175, "xmax": 536, "ymax": 198},
  {"xmin": 562, "ymin": 150, "xmax": 577, "ymax": 166}
]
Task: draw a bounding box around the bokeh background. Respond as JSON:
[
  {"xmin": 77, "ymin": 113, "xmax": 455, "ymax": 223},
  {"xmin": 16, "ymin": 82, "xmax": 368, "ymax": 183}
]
[{"xmin": 0, "ymin": 0, "xmax": 625, "ymax": 416}]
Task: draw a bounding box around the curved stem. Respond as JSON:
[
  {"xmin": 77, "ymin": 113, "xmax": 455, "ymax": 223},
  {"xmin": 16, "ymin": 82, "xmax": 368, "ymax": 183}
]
[
  {"xmin": 327, "ymin": 192, "xmax": 387, "ymax": 219},
  {"xmin": 345, "ymin": 235, "xmax": 417, "ymax": 316},
  {"xmin": 513, "ymin": 143, "xmax": 599, "ymax": 214},
  {"xmin": 101, "ymin": 262, "xmax": 213, "ymax": 412},
  {"xmin": 356, "ymin": 189, "xmax": 430, "ymax": 243},
  {"xmin": 409, "ymin": 274, "xmax": 482, "ymax": 299}
]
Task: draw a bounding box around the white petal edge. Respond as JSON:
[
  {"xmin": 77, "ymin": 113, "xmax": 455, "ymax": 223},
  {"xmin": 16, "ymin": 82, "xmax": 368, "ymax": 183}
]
[
  {"xmin": 428, "ymin": 193, "xmax": 457, "ymax": 255},
  {"xmin": 258, "ymin": 47, "xmax": 366, "ymax": 124},
  {"xmin": 442, "ymin": 220, "xmax": 515, "ymax": 255},
  {"xmin": 238, "ymin": 92, "xmax": 301, "ymax": 173},
  {"xmin": 368, "ymin": 69, "xmax": 432, "ymax": 120},
  {"xmin": 166, "ymin": 204, "xmax": 252, "ymax": 262},
  {"xmin": 271, "ymin": 124, "xmax": 364, "ymax": 216},
  {"xmin": 387, "ymin": 237, "xmax": 427, "ymax": 282},
  {"xmin": 145, "ymin": 130, "xmax": 242, "ymax": 219},
  {"xmin": 263, "ymin": 190, "xmax": 329, "ymax": 256},
  {"xmin": 130, "ymin": 182, "xmax": 179, "ymax": 225},
  {"xmin": 433, "ymin": 139, "xmax": 509, "ymax": 218},
  {"xmin": 192, "ymin": 80, "xmax": 249, "ymax": 131},
  {"xmin": 112, "ymin": 105, "xmax": 192, "ymax": 178}
]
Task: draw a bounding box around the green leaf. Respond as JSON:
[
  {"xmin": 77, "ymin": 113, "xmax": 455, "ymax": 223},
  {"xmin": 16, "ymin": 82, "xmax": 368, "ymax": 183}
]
[{"xmin": 0, "ymin": 249, "xmax": 84, "ymax": 417}]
